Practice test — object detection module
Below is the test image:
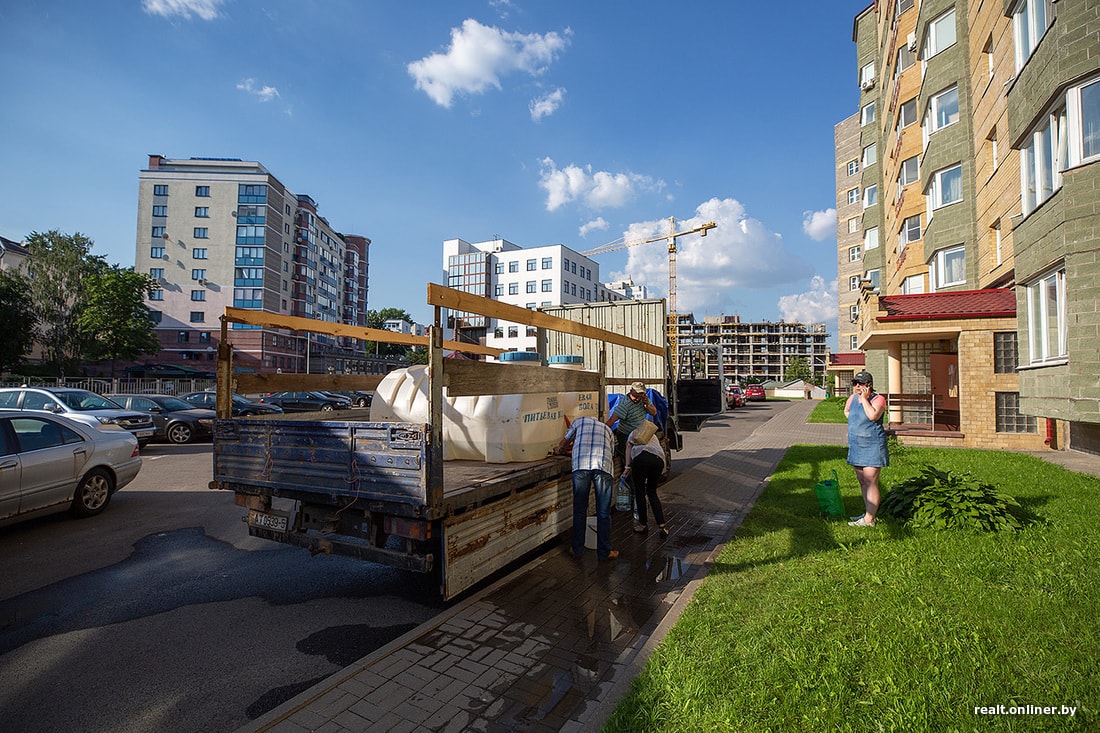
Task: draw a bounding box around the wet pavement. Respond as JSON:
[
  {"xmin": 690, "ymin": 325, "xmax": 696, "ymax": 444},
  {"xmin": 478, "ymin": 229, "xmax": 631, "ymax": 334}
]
[{"xmin": 238, "ymin": 401, "xmax": 1100, "ymax": 733}]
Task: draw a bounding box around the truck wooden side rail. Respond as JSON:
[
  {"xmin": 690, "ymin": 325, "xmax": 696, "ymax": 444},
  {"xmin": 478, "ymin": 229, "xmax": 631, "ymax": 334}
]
[{"xmin": 211, "ymin": 284, "xmax": 665, "ymax": 599}]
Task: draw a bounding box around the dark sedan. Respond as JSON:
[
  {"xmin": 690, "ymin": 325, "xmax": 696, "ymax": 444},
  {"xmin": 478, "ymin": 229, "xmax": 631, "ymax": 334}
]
[
  {"xmin": 257, "ymin": 391, "xmax": 350, "ymax": 413},
  {"xmin": 106, "ymin": 394, "xmax": 216, "ymax": 444},
  {"xmin": 179, "ymin": 391, "xmax": 284, "ymax": 416}
]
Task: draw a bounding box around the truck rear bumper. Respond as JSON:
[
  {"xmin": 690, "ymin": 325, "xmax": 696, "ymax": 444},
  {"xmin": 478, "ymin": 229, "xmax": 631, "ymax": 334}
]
[{"xmin": 247, "ymin": 525, "xmax": 434, "ymax": 573}]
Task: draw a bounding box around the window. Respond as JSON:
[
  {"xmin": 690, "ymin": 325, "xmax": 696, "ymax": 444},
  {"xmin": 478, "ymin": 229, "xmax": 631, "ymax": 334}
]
[
  {"xmin": 150, "ymin": 246, "xmax": 165, "ymax": 259},
  {"xmin": 850, "ymin": 335, "xmax": 859, "ymax": 350},
  {"xmin": 495, "ymin": 262, "xmax": 504, "ymax": 274},
  {"xmin": 864, "ymin": 269, "xmax": 881, "ymax": 290},
  {"xmin": 923, "ymin": 9, "xmax": 957, "ymax": 60},
  {"xmin": 849, "ymin": 275, "xmax": 861, "ymax": 291},
  {"xmin": 1013, "ymin": 0, "xmax": 1053, "ymax": 72},
  {"xmin": 541, "ymin": 279, "xmax": 552, "ymax": 292},
  {"xmin": 526, "ymin": 259, "xmax": 536, "ymax": 271},
  {"xmin": 849, "ymin": 245, "xmax": 862, "ymax": 262},
  {"xmin": 152, "ymin": 205, "xmax": 167, "ymax": 217},
  {"xmin": 1020, "ymin": 105, "xmax": 1067, "ymax": 214},
  {"xmin": 992, "ymin": 220, "xmax": 1003, "ymax": 266},
  {"xmin": 864, "ymin": 226, "xmax": 879, "ymax": 250},
  {"xmin": 847, "ymin": 187, "xmax": 860, "ymax": 205},
  {"xmin": 847, "ymin": 217, "xmax": 861, "ymax": 234},
  {"xmin": 192, "ymin": 269, "xmax": 206, "ymax": 280},
  {"xmin": 194, "ymin": 207, "xmax": 209, "ymax": 218},
  {"xmin": 494, "ymin": 327, "xmax": 504, "ymax": 338},
  {"xmin": 571, "ymin": 283, "xmax": 577, "ymax": 295},
  {"xmin": 149, "ymin": 310, "xmax": 162, "ymax": 324},
  {"xmin": 152, "ymin": 226, "xmax": 166, "ymax": 238},
  {"xmin": 930, "ymin": 246, "xmax": 966, "ymax": 289},
  {"xmin": 149, "ymin": 267, "xmax": 164, "ymax": 280},
  {"xmin": 526, "ymin": 281, "xmax": 536, "ymax": 293},
  {"xmin": 153, "ymin": 184, "xmax": 168, "ymax": 196},
  {"xmin": 193, "ymin": 227, "xmax": 209, "ymax": 239},
  {"xmin": 898, "ymin": 98, "xmax": 917, "ymax": 128},
  {"xmin": 901, "ymin": 274, "xmax": 924, "ymax": 294},
  {"xmin": 178, "ymin": 331, "xmax": 189, "ymax": 343},
  {"xmin": 988, "ymin": 128, "xmax": 1000, "ymax": 171},
  {"xmin": 542, "ymin": 257, "xmax": 553, "ymax": 269},
  {"xmin": 897, "ymin": 0, "xmax": 914, "ymax": 14},
  {"xmin": 900, "ymin": 214, "xmax": 921, "ymax": 249},
  {"xmin": 571, "ymin": 262, "xmax": 576, "ymax": 274},
  {"xmin": 896, "ymin": 44, "xmax": 915, "ymax": 75},
  {"xmin": 1068, "ymin": 77, "xmax": 1100, "ymax": 165},
  {"xmin": 927, "ymin": 164, "xmax": 963, "ymax": 209},
  {"xmin": 563, "ymin": 258, "xmax": 569, "ymax": 271},
  {"xmin": 193, "ymin": 248, "xmax": 207, "ymax": 259},
  {"xmin": 861, "ymin": 101, "xmax": 876, "ymax": 126},
  {"xmin": 1026, "ymin": 267, "xmax": 1066, "ymax": 363},
  {"xmin": 847, "ymin": 159, "xmax": 860, "ymax": 176},
  {"xmin": 190, "ymin": 311, "xmax": 205, "ymax": 323},
  {"xmin": 849, "ymin": 304, "xmax": 859, "ymax": 322},
  {"xmin": 993, "ymin": 331, "xmax": 1018, "ymax": 374},
  {"xmin": 996, "ymin": 393, "xmax": 1037, "ymax": 433},
  {"xmin": 926, "ymin": 86, "xmax": 959, "ymax": 138},
  {"xmin": 898, "ymin": 155, "xmax": 920, "ymax": 187},
  {"xmin": 508, "ymin": 261, "xmax": 519, "ymax": 273},
  {"xmin": 860, "ymin": 61, "xmax": 875, "ymax": 88},
  {"xmin": 508, "ymin": 282, "xmax": 519, "ymax": 295},
  {"xmin": 507, "ymin": 326, "xmax": 518, "ymax": 338},
  {"xmin": 494, "ymin": 284, "xmax": 504, "ymax": 296},
  {"xmin": 195, "ymin": 185, "xmax": 210, "ymax": 197},
  {"xmin": 862, "ymin": 143, "xmax": 877, "ymax": 167},
  {"xmin": 149, "ymin": 289, "xmax": 164, "ymax": 301},
  {"xmin": 863, "ymin": 184, "xmax": 878, "ymax": 208},
  {"xmin": 199, "ymin": 331, "xmax": 210, "ymax": 344},
  {"xmin": 191, "ymin": 290, "xmax": 206, "ymax": 301}
]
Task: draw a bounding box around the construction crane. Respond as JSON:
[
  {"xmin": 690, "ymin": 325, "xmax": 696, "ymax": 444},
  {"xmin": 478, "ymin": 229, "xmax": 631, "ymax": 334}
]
[{"xmin": 582, "ymin": 216, "xmax": 717, "ymax": 369}]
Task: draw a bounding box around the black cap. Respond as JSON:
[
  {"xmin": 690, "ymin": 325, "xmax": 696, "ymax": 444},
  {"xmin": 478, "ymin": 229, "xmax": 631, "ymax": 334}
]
[{"xmin": 852, "ymin": 370, "xmax": 873, "ymax": 385}]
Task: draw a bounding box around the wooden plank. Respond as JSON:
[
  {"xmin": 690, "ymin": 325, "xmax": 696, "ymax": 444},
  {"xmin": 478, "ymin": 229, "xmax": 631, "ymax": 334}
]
[
  {"xmin": 221, "ymin": 306, "xmax": 503, "ymax": 357},
  {"xmin": 234, "ymin": 373, "xmax": 385, "ymax": 394},
  {"xmin": 426, "ymin": 283, "xmax": 664, "ymax": 357},
  {"xmin": 442, "ymin": 360, "xmax": 603, "ymax": 396}
]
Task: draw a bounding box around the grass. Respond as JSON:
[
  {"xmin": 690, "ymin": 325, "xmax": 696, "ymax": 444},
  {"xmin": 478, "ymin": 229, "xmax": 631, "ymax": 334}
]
[
  {"xmin": 604, "ymin": 444, "xmax": 1099, "ymax": 732},
  {"xmin": 808, "ymin": 395, "xmax": 848, "ymax": 423}
]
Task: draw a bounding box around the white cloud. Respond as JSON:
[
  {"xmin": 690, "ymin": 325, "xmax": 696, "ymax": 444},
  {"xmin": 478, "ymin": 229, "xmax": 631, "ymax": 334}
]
[
  {"xmin": 777, "ymin": 276, "xmax": 838, "ymax": 325},
  {"xmin": 408, "ymin": 19, "xmax": 570, "ymax": 108},
  {"xmin": 606, "ymin": 198, "xmax": 812, "ymax": 315},
  {"xmin": 530, "ymin": 88, "xmax": 565, "ymax": 121},
  {"xmin": 237, "ymin": 78, "xmax": 280, "ymax": 102},
  {"xmin": 802, "ymin": 208, "xmax": 836, "ymax": 241},
  {"xmin": 579, "ymin": 217, "xmax": 609, "ymax": 237},
  {"xmin": 142, "ymin": 0, "xmax": 223, "ymax": 21},
  {"xmin": 538, "ymin": 157, "xmax": 662, "ymax": 212}
]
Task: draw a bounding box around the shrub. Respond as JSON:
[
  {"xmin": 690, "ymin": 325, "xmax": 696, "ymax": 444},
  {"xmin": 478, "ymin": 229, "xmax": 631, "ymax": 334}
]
[{"xmin": 880, "ymin": 465, "xmax": 1021, "ymax": 532}]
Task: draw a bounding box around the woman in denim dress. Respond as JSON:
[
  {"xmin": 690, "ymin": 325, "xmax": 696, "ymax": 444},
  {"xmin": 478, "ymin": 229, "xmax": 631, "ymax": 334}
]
[{"xmin": 844, "ymin": 370, "xmax": 888, "ymax": 526}]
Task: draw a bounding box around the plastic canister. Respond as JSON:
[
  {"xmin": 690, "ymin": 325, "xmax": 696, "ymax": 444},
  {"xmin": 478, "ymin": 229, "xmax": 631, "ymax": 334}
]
[{"xmin": 549, "ymin": 355, "xmax": 598, "ymax": 423}]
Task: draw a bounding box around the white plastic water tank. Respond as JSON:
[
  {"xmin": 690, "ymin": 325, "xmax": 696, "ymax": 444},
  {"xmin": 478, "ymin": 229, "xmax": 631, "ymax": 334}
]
[{"xmin": 369, "ymin": 354, "xmax": 599, "ymax": 463}]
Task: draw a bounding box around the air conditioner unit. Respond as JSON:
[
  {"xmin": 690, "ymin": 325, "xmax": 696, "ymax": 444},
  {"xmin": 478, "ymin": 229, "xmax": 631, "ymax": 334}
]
[
  {"xmin": 861, "ymin": 78, "xmax": 876, "ymax": 91},
  {"xmin": 231, "ymin": 210, "xmax": 237, "ymax": 217},
  {"xmin": 161, "ymin": 232, "xmax": 170, "ymax": 240},
  {"xmin": 162, "ymin": 254, "xmax": 170, "ymax": 260},
  {"xmin": 198, "ymin": 279, "xmax": 207, "ymax": 286},
  {"xmin": 157, "ymin": 277, "xmax": 167, "ymax": 284},
  {"xmin": 907, "ymin": 32, "xmax": 917, "ymax": 52}
]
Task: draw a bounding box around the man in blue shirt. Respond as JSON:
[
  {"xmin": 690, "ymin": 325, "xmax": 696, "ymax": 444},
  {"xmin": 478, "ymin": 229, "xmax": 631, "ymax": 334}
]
[
  {"xmin": 606, "ymin": 381, "xmax": 658, "ymax": 470},
  {"xmin": 554, "ymin": 415, "xmax": 618, "ymax": 560}
]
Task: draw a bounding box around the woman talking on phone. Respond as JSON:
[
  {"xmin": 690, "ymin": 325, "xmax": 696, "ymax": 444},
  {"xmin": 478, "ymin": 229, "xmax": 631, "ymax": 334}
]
[{"xmin": 844, "ymin": 370, "xmax": 888, "ymax": 527}]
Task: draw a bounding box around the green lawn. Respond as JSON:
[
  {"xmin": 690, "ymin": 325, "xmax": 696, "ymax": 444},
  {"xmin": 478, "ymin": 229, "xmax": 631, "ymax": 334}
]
[
  {"xmin": 808, "ymin": 396, "xmax": 848, "ymax": 423},
  {"xmin": 605, "ymin": 445, "xmax": 1099, "ymax": 732}
]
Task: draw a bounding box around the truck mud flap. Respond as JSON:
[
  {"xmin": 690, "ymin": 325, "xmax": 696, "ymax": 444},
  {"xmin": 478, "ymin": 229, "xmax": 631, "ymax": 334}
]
[
  {"xmin": 248, "ymin": 526, "xmax": 433, "ymax": 573},
  {"xmin": 440, "ymin": 474, "xmax": 572, "ymax": 600}
]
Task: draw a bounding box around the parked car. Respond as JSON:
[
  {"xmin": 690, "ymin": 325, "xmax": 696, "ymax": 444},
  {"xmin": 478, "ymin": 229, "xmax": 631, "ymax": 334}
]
[
  {"xmin": 326, "ymin": 390, "xmax": 373, "ymax": 408},
  {"xmin": 744, "ymin": 385, "xmax": 766, "ymax": 402},
  {"xmin": 0, "ymin": 411, "xmax": 142, "ymax": 526},
  {"xmin": 257, "ymin": 391, "xmax": 350, "ymax": 413},
  {"xmin": 179, "ymin": 391, "xmax": 284, "ymax": 416},
  {"xmin": 0, "ymin": 387, "xmax": 155, "ymax": 446},
  {"xmin": 726, "ymin": 385, "xmax": 745, "ymax": 408},
  {"xmin": 106, "ymin": 393, "xmax": 216, "ymax": 444}
]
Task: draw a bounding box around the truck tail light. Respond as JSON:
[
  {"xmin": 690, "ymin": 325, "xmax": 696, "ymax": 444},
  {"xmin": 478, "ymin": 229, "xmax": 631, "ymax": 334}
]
[{"xmin": 384, "ymin": 516, "xmax": 431, "ymax": 541}]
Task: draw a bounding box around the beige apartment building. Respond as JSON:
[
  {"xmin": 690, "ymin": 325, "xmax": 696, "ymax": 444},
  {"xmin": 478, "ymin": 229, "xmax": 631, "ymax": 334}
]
[{"xmin": 836, "ymin": 0, "xmax": 1079, "ymax": 450}]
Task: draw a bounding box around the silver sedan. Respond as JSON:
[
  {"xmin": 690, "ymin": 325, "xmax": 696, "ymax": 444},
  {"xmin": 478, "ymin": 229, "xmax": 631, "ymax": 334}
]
[{"xmin": 0, "ymin": 411, "xmax": 142, "ymax": 527}]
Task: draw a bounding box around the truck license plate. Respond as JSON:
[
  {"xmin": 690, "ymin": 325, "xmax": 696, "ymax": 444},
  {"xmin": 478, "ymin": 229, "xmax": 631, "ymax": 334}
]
[{"xmin": 248, "ymin": 509, "xmax": 288, "ymax": 533}]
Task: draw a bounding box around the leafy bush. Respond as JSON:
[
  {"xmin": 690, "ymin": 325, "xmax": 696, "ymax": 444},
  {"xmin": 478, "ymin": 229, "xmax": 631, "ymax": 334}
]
[{"xmin": 880, "ymin": 465, "xmax": 1021, "ymax": 532}]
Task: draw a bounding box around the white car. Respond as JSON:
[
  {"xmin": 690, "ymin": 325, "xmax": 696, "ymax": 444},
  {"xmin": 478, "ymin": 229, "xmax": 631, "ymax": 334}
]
[
  {"xmin": 0, "ymin": 411, "xmax": 142, "ymax": 526},
  {"xmin": 0, "ymin": 387, "xmax": 156, "ymax": 446}
]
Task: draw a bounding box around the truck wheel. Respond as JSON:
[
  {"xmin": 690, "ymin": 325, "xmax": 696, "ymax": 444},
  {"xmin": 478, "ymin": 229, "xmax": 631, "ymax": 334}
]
[
  {"xmin": 70, "ymin": 468, "xmax": 114, "ymax": 517},
  {"xmin": 166, "ymin": 422, "xmax": 194, "ymax": 444}
]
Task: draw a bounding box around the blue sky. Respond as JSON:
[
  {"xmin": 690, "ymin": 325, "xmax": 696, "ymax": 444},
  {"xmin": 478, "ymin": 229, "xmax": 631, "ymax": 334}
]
[{"xmin": 0, "ymin": 0, "xmax": 867, "ymax": 339}]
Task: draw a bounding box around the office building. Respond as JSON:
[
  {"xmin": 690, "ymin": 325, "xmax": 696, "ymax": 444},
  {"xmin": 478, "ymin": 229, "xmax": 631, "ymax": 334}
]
[{"xmin": 135, "ymin": 156, "xmax": 372, "ymax": 374}]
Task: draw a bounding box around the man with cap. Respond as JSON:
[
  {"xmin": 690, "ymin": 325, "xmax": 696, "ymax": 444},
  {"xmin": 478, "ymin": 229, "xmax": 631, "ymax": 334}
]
[
  {"xmin": 844, "ymin": 370, "xmax": 888, "ymax": 526},
  {"xmin": 606, "ymin": 381, "xmax": 658, "ymax": 471}
]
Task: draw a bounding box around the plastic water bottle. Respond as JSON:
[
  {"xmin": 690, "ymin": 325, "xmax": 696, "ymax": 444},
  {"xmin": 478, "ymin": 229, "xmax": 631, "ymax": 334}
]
[{"xmin": 615, "ymin": 476, "xmax": 632, "ymax": 512}]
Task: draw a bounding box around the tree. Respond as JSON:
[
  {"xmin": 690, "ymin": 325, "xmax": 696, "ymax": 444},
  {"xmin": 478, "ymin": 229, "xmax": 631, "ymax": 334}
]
[
  {"xmin": 79, "ymin": 265, "xmax": 160, "ymax": 377},
  {"xmin": 783, "ymin": 355, "xmax": 814, "ymax": 383},
  {"xmin": 0, "ymin": 269, "xmax": 37, "ymax": 373},
  {"xmin": 364, "ymin": 308, "xmax": 418, "ymax": 358},
  {"xmin": 23, "ymin": 230, "xmax": 104, "ymax": 376}
]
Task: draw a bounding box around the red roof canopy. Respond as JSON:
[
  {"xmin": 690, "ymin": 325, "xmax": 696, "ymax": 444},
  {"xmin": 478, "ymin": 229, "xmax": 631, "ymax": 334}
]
[{"xmin": 878, "ymin": 288, "xmax": 1016, "ymax": 322}]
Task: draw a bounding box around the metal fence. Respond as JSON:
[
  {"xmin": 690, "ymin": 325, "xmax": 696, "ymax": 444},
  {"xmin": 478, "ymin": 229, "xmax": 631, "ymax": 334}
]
[{"xmin": 0, "ymin": 376, "xmax": 218, "ymax": 396}]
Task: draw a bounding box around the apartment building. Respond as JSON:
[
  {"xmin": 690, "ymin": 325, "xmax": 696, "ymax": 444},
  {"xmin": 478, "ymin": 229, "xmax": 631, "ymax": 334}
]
[
  {"xmin": 839, "ymin": 0, "xmax": 1068, "ymax": 450},
  {"xmin": 833, "ymin": 113, "xmax": 868, "ymax": 392},
  {"xmin": 442, "ymin": 237, "xmax": 623, "ymax": 354},
  {"xmin": 135, "ymin": 156, "xmax": 371, "ymax": 375},
  {"xmin": 675, "ymin": 315, "xmax": 829, "ymax": 385}
]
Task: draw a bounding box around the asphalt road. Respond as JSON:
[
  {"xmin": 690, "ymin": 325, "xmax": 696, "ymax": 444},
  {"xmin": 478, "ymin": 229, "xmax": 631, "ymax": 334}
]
[{"xmin": 0, "ymin": 441, "xmax": 444, "ymax": 733}]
